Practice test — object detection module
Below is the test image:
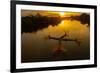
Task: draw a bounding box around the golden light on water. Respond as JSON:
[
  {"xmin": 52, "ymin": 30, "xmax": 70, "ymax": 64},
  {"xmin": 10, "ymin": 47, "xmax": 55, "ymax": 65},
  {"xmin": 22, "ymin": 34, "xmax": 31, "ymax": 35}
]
[
  {"xmin": 58, "ymin": 20, "xmax": 69, "ymax": 29},
  {"xmin": 63, "ymin": 20, "xmax": 87, "ymax": 29},
  {"xmin": 59, "ymin": 12, "xmax": 66, "ymax": 17},
  {"xmin": 47, "ymin": 20, "xmax": 88, "ymax": 33}
]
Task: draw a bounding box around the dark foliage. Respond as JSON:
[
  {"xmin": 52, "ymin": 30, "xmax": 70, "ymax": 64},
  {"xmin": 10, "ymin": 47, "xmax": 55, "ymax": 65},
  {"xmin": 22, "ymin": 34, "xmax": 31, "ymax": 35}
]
[
  {"xmin": 21, "ymin": 13, "xmax": 90, "ymax": 33},
  {"xmin": 70, "ymin": 13, "xmax": 90, "ymax": 26},
  {"xmin": 21, "ymin": 13, "xmax": 61, "ymax": 33}
]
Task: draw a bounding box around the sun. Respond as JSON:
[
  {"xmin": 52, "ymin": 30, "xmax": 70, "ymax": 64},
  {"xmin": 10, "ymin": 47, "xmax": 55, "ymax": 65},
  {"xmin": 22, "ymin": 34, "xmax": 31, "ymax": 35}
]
[{"xmin": 59, "ymin": 12, "xmax": 65, "ymax": 17}]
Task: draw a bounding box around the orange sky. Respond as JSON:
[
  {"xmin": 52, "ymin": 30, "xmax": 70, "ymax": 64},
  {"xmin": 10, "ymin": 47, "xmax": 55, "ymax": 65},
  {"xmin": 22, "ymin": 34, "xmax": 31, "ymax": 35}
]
[{"xmin": 21, "ymin": 10, "xmax": 82, "ymax": 17}]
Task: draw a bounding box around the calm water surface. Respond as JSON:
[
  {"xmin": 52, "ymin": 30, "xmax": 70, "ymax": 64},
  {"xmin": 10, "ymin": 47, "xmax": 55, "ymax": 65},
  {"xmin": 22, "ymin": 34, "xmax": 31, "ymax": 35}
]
[{"xmin": 21, "ymin": 20, "xmax": 90, "ymax": 63}]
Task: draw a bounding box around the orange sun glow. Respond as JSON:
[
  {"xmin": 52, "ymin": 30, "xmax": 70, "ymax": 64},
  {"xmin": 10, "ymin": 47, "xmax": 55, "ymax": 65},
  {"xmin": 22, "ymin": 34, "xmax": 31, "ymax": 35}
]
[{"xmin": 59, "ymin": 12, "xmax": 65, "ymax": 17}]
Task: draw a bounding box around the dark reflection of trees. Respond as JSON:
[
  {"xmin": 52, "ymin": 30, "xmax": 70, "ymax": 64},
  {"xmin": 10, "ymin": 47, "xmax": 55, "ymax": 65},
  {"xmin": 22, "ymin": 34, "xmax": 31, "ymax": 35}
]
[
  {"xmin": 69, "ymin": 13, "xmax": 90, "ymax": 26},
  {"xmin": 80, "ymin": 13, "xmax": 90, "ymax": 25},
  {"xmin": 21, "ymin": 13, "xmax": 61, "ymax": 33},
  {"xmin": 21, "ymin": 13, "xmax": 90, "ymax": 33}
]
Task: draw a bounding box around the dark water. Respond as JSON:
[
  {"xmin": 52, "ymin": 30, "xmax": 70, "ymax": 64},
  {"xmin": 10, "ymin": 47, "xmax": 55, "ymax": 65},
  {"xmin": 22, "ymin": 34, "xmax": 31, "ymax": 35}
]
[{"xmin": 21, "ymin": 20, "xmax": 90, "ymax": 63}]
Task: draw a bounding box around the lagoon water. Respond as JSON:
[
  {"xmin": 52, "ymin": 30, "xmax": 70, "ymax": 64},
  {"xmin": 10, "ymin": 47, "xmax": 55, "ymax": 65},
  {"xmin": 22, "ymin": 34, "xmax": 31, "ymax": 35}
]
[{"xmin": 21, "ymin": 20, "xmax": 90, "ymax": 63}]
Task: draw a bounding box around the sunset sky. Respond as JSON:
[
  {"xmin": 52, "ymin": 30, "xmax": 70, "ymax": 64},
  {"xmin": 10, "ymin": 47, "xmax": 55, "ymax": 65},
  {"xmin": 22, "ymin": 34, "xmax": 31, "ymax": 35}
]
[{"xmin": 21, "ymin": 10, "xmax": 82, "ymax": 17}]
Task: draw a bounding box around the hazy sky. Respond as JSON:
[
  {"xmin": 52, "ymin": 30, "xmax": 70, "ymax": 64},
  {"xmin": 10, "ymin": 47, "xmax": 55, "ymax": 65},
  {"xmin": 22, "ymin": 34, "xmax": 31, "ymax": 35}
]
[{"xmin": 21, "ymin": 10, "xmax": 82, "ymax": 17}]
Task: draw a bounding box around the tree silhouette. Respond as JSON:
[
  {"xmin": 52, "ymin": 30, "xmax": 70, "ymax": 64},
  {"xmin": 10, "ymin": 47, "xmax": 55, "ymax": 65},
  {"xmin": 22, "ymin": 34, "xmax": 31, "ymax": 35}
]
[{"xmin": 21, "ymin": 13, "xmax": 90, "ymax": 33}]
